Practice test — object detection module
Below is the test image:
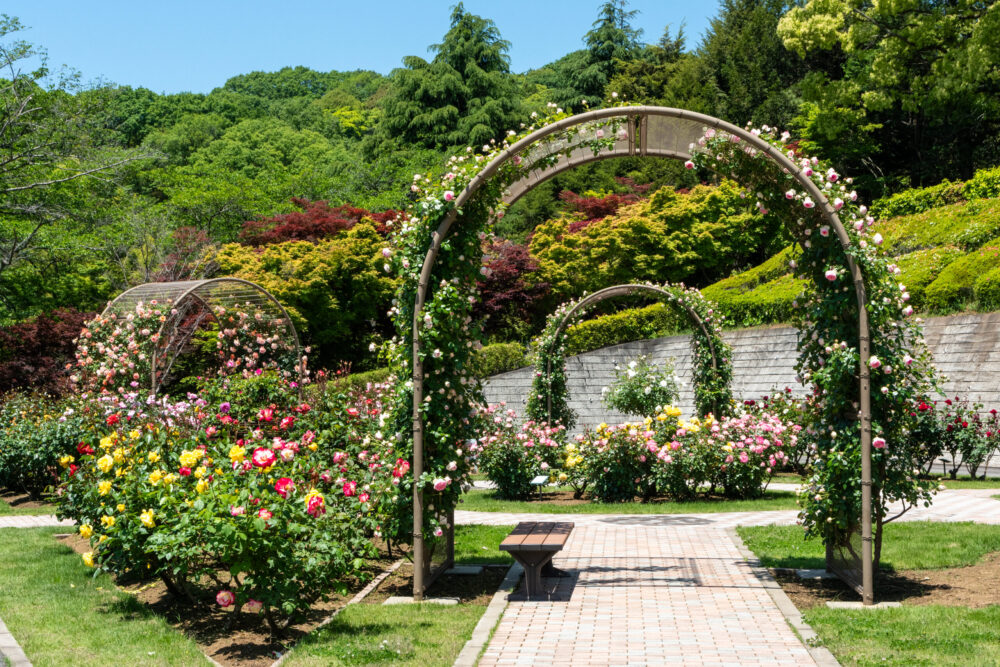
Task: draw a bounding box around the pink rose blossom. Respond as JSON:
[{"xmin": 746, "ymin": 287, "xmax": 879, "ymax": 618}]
[{"xmin": 216, "ymin": 590, "xmax": 235, "ymax": 607}]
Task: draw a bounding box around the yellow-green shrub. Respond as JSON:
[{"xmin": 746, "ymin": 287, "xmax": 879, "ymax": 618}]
[{"xmin": 924, "ymin": 240, "xmax": 1000, "ymax": 311}]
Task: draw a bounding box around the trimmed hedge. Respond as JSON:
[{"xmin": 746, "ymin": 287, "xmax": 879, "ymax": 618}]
[
  {"xmin": 563, "ymin": 302, "xmax": 685, "ymax": 356},
  {"xmin": 923, "ymin": 239, "xmax": 1000, "ymax": 312},
  {"xmin": 892, "ymin": 246, "xmax": 966, "ymax": 310},
  {"xmin": 469, "ymin": 342, "xmax": 527, "ymax": 377},
  {"xmin": 870, "ymin": 165, "xmax": 1000, "ymax": 219},
  {"xmin": 331, "ymin": 342, "xmax": 528, "ymax": 386}
]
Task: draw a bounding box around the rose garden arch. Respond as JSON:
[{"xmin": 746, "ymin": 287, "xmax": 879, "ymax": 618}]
[
  {"xmin": 401, "ymin": 106, "xmax": 885, "ymax": 603},
  {"xmin": 526, "ymin": 283, "xmax": 733, "ymax": 426}
]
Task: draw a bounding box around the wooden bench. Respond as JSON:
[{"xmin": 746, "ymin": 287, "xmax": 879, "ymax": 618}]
[{"xmin": 499, "ymin": 521, "xmax": 574, "ymax": 599}]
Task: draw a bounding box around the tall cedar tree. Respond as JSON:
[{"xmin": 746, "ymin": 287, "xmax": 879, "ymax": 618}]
[{"xmin": 372, "ymin": 4, "xmax": 522, "ymax": 150}]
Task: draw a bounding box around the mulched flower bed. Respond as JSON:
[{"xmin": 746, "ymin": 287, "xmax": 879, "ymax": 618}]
[
  {"xmin": 56, "ymin": 533, "xmax": 507, "ymax": 666},
  {"xmin": 773, "ymin": 551, "xmax": 1000, "ymax": 609}
]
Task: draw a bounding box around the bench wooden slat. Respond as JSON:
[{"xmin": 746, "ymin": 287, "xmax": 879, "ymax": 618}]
[
  {"xmin": 499, "ymin": 521, "xmax": 538, "ymax": 549},
  {"xmin": 541, "ymin": 522, "xmax": 573, "ymax": 548},
  {"xmin": 518, "ymin": 523, "xmax": 555, "ymax": 550}
]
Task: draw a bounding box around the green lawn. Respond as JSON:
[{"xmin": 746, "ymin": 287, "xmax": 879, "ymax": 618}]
[
  {"xmin": 283, "ymin": 603, "xmax": 487, "ymax": 666},
  {"xmin": 925, "ymin": 475, "xmax": 1000, "ymax": 489},
  {"xmin": 282, "ymin": 524, "xmax": 515, "ymax": 665},
  {"xmin": 459, "ymin": 488, "xmax": 799, "ymax": 514},
  {"xmin": 803, "ymin": 605, "xmax": 1000, "ymax": 666},
  {"xmin": 453, "ymin": 524, "xmax": 514, "ymax": 564},
  {"xmin": 739, "ymin": 522, "xmax": 1000, "ymax": 666},
  {"xmin": 0, "ymin": 497, "xmax": 58, "ymax": 516},
  {"xmin": 0, "ymin": 527, "xmax": 207, "ymax": 666},
  {"xmin": 737, "ymin": 521, "xmax": 1000, "ymax": 571}
]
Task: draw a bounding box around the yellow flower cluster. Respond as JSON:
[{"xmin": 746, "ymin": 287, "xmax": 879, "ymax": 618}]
[
  {"xmin": 96, "ymin": 455, "xmax": 114, "ymax": 473},
  {"xmin": 179, "ymin": 449, "xmax": 202, "ymax": 468},
  {"xmin": 140, "ymin": 509, "xmax": 155, "ymax": 528},
  {"xmin": 79, "ymin": 524, "xmax": 93, "ymax": 539},
  {"xmin": 563, "ymin": 443, "xmax": 584, "ymax": 469},
  {"xmin": 98, "ymin": 480, "xmax": 112, "ymax": 495},
  {"xmin": 229, "ymin": 445, "xmax": 246, "ymax": 463}
]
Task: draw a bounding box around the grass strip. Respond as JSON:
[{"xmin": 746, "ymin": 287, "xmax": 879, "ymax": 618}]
[
  {"xmin": 737, "ymin": 522, "xmax": 1000, "ymax": 571},
  {"xmin": 459, "ymin": 488, "xmax": 799, "ymax": 514},
  {"xmin": 0, "ymin": 527, "xmax": 206, "ymax": 666}
]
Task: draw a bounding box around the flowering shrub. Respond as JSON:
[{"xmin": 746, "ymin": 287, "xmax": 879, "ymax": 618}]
[
  {"xmin": 476, "ymin": 405, "xmax": 564, "ymax": 500},
  {"xmin": 708, "ymin": 412, "xmax": 793, "ymax": 499},
  {"xmin": 920, "ymin": 396, "xmax": 1000, "ymax": 479},
  {"xmin": 0, "ymin": 393, "xmax": 89, "ymax": 497},
  {"xmin": 73, "ymin": 299, "xmax": 303, "ymax": 396},
  {"xmin": 741, "ymin": 388, "xmax": 820, "ymax": 475},
  {"xmin": 603, "ymin": 356, "xmax": 679, "ymax": 418},
  {"xmin": 57, "ymin": 373, "xmax": 397, "ymax": 632},
  {"xmin": 573, "ymin": 421, "xmax": 660, "ymax": 503}
]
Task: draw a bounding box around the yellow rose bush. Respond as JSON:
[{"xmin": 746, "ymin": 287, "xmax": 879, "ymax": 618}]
[{"xmin": 57, "ymin": 372, "xmax": 403, "ymax": 633}]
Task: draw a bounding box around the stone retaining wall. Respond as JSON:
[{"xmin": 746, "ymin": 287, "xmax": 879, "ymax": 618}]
[{"xmin": 483, "ymin": 312, "xmax": 1000, "ymax": 432}]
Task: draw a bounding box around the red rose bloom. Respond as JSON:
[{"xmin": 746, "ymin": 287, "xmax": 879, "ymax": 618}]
[
  {"xmin": 252, "ymin": 447, "xmax": 276, "ymax": 468},
  {"xmin": 274, "ymin": 477, "xmax": 295, "ymax": 498},
  {"xmin": 106, "ymin": 414, "xmax": 120, "ymax": 425},
  {"xmin": 343, "ymin": 480, "xmax": 357, "ymax": 496},
  {"xmin": 178, "ymin": 467, "xmax": 192, "ymax": 477}
]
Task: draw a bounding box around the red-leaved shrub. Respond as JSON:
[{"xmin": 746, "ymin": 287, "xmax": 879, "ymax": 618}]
[
  {"xmin": 474, "ymin": 240, "xmax": 549, "ymax": 337},
  {"xmin": 239, "ymin": 198, "xmax": 402, "ymax": 246},
  {"xmin": 0, "ymin": 308, "xmax": 93, "ymax": 395}
]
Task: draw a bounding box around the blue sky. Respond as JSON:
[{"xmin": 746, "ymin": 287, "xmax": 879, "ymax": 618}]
[{"xmin": 5, "ymin": 1, "xmax": 720, "ymax": 94}]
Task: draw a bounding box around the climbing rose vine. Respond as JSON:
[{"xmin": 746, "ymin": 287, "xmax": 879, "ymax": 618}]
[{"xmin": 690, "ymin": 124, "xmax": 937, "ymax": 567}]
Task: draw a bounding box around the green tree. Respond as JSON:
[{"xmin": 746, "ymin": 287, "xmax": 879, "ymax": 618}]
[
  {"xmin": 371, "ymin": 3, "xmax": 522, "ymax": 150},
  {"xmin": 702, "ymin": 0, "xmax": 807, "ymax": 128},
  {"xmin": 778, "ymin": 0, "xmax": 1000, "ymax": 192}
]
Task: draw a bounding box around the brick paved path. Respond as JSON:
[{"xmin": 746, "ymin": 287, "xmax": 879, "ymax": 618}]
[{"xmin": 478, "ymin": 524, "xmax": 816, "ymax": 666}]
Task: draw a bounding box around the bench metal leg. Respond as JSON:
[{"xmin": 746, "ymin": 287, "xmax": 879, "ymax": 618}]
[{"xmin": 510, "ymin": 551, "xmax": 556, "ymax": 599}]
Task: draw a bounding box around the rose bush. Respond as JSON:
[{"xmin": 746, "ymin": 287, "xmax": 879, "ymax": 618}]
[
  {"xmin": 57, "ymin": 372, "xmax": 400, "ymax": 633},
  {"xmin": 603, "ymin": 356, "xmax": 679, "ymax": 419},
  {"xmin": 475, "ymin": 404, "xmax": 564, "ymax": 500}
]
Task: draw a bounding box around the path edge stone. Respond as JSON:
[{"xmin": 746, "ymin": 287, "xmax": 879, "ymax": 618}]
[
  {"xmin": 0, "ymin": 613, "xmax": 33, "ymax": 667},
  {"xmin": 726, "ymin": 527, "xmax": 840, "ymax": 667},
  {"xmin": 453, "ymin": 562, "xmax": 523, "ymax": 667}
]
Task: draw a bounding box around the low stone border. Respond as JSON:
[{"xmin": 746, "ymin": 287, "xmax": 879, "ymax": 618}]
[
  {"xmin": 0, "ymin": 614, "xmax": 32, "ymax": 667},
  {"xmin": 726, "ymin": 528, "xmax": 840, "ymax": 667},
  {"xmin": 269, "ymin": 559, "xmax": 405, "ymax": 667},
  {"xmin": 453, "ymin": 563, "xmax": 523, "ymax": 667}
]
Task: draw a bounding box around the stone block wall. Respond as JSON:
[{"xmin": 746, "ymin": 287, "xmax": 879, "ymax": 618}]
[{"xmin": 483, "ymin": 312, "xmax": 1000, "ymax": 433}]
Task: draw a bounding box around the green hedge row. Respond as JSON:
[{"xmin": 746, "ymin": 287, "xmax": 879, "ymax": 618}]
[
  {"xmin": 332, "ymin": 342, "xmax": 529, "ymax": 386},
  {"xmin": 870, "ymin": 165, "xmax": 1000, "ymax": 219}
]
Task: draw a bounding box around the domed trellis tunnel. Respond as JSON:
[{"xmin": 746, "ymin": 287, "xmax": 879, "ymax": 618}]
[
  {"xmin": 401, "ymin": 106, "xmax": 882, "ymax": 604},
  {"xmin": 99, "ymin": 278, "xmax": 305, "ymax": 394}
]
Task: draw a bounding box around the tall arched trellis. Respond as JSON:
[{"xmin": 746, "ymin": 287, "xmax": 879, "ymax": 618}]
[
  {"xmin": 407, "ymin": 107, "xmax": 874, "ymax": 604},
  {"xmin": 526, "ymin": 283, "xmax": 732, "ymax": 426},
  {"xmin": 102, "ymin": 278, "xmax": 304, "ymax": 394}
]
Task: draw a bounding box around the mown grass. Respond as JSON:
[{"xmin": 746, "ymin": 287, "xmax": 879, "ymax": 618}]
[
  {"xmin": 924, "ymin": 475, "xmax": 1000, "ymax": 489},
  {"xmin": 0, "ymin": 497, "xmax": 58, "ymax": 516},
  {"xmin": 459, "ymin": 488, "xmax": 799, "ymax": 514},
  {"xmin": 453, "ymin": 524, "xmax": 514, "ymax": 564},
  {"xmin": 803, "ymin": 605, "xmax": 1000, "ymax": 667},
  {"xmin": 737, "ymin": 522, "xmax": 1000, "ymax": 572},
  {"xmin": 740, "ymin": 521, "xmax": 1000, "ymax": 665},
  {"xmin": 0, "ymin": 527, "xmax": 207, "ymax": 666},
  {"xmin": 283, "ymin": 524, "xmax": 514, "ymax": 665}
]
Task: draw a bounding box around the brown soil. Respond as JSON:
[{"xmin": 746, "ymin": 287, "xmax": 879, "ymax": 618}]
[
  {"xmin": 54, "ymin": 534, "xmax": 506, "ymax": 666},
  {"xmin": 0, "ymin": 489, "xmax": 55, "ymax": 510},
  {"xmin": 774, "ymin": 551, "xmax": 1000, "ymax": 610}
]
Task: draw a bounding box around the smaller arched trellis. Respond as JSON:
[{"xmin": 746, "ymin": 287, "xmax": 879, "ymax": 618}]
[
  {"xmin": 100, "ymin": 278, "xmax": 304, "ymax": 394},
  {"xmin": 526, "ymin": 284, "xmax": 733, "ymax": 427}
]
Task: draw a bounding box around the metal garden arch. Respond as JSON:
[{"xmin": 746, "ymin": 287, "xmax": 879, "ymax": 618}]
[
  {"xmin": 410, "ymin": 106, "xmax": 874, "ymax": 604},
  {"xmin": 102, "ymin": 278, "xmax": 304, "ymax": 394},
  {"xmin": 536, "ymin": 283, "xmax": 727, "ymax": 421}
]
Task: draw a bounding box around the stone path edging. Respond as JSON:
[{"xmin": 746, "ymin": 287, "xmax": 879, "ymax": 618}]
[
  {"xmin": 0, "ymin": 614, "xmax": 32, "ymax": 667},
  {"xmin": 453, "ymin": 563, "xmax": 523, "ymax": 667},
  {"xmin": 726, "ymin": 528, "xmax": 840, "ymax": 667}
]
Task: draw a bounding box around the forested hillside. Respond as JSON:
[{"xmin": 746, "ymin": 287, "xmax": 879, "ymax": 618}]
[{"xmin": 3, "ymin": 1, "xmax": 1000, "ymax": 388}]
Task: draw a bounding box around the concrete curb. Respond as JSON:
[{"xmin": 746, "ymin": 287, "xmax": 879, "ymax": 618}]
[
  {"xmin": 453, "ymin": 563, "xmax": 523, "ymax": 667},
  {"xmin": 726, "ymin": 528, "xmax": 840, "ymax": 667},
  {"xmin": 0, "ymin": 614, "xmax": 32, "ymax": 667}
]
